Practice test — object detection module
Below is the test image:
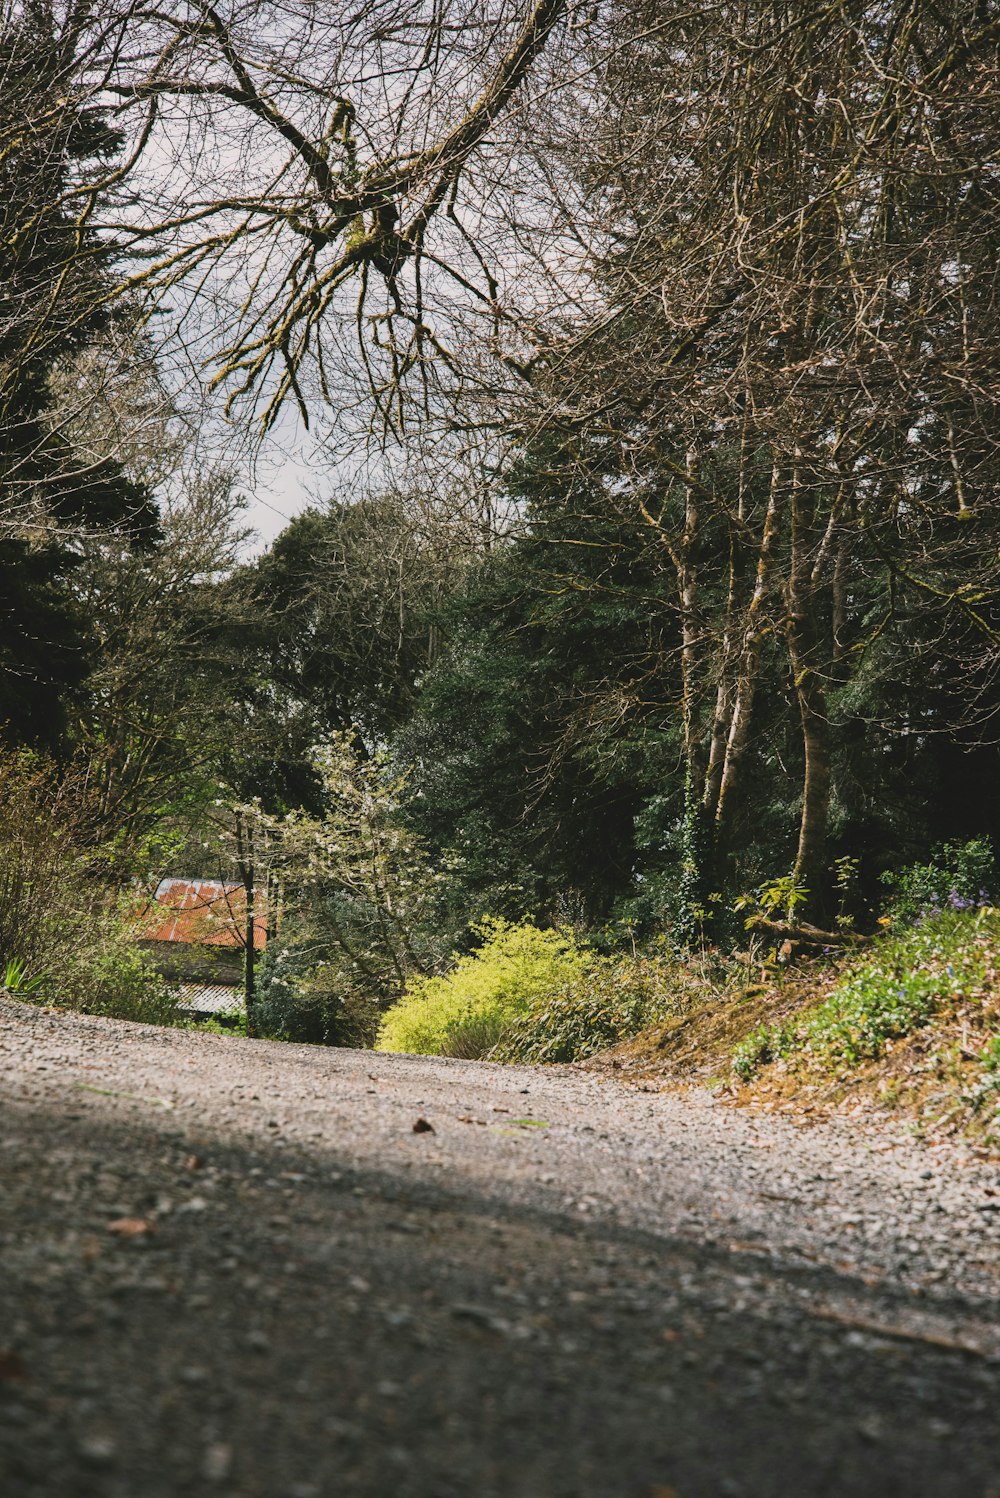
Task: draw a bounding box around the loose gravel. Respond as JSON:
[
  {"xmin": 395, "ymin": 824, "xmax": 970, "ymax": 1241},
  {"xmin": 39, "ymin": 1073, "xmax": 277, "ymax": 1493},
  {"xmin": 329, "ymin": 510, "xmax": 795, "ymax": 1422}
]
[{"xmin": 1, "ymin": 998, "xmax": 997, "ymax": 1497}]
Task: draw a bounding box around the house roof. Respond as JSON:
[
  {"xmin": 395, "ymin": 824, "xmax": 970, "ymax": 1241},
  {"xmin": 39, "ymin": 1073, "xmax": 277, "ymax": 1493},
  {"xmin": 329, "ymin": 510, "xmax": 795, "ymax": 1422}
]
[{"xmin": 139, "ymin": 878, "xmax": 267, "ymax": 950}]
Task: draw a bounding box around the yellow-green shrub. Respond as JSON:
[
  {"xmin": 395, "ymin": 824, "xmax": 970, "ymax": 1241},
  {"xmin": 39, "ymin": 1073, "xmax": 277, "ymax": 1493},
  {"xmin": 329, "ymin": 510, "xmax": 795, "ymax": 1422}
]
[{"xmin": 376, "ymin": 918, "xmax": 590, "ymax": 1058}]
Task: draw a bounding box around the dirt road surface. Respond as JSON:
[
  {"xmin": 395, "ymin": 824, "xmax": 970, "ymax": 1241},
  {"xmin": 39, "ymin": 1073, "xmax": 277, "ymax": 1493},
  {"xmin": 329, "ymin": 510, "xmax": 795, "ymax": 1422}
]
[{"xmin": 1, "ymin": 998, "xmax": 998, "ymax": 1497}]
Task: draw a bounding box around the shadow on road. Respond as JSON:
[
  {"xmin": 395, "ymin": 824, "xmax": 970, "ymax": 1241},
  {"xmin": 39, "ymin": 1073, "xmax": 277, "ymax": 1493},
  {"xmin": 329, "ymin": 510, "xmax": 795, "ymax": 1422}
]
[{"xmin": 2, "ymin": 1093, "xmax": 997, "ymax": 1498}]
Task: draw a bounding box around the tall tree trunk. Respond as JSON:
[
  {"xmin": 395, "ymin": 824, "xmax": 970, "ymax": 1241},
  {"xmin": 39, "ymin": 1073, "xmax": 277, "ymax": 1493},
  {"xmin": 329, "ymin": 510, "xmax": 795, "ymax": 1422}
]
[
  {"xmin": 786, "ymin": 453, "xmax": 831, "ymax": 909},
  {"xmin": 703, "ymin": 410, "xmax": 752, "ymax": 819},
  {"xmin": 714, "ymin": 454, "xmax": 784, "ymax": 837},
  {"xmin": 245, "ymin": 857, "xmax": 256, "ymax": 1033},
  {"xmin": 234, "ymin": 809, "xmax": 257, "ymax": 1037},
  {"xmin": 678, "ymin": 445, "xmax": 703, "ymax": 785},
  {"xmin": 638, "ymin": 445, "xmax": 715, "ymax": 942},
  {"xmin": 676, "ymin": 446, "xmax": 717, "ymax": 942},
  {"xmin": 701, "ymin": 540, "xmax": 736, "ymax": 821}
]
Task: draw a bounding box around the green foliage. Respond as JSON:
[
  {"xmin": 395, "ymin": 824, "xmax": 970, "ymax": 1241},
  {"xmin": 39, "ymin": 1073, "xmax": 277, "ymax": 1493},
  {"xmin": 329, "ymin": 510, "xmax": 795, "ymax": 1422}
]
[
  {"xmin": 254, "ymin": 952, "xmax": 378, "ymax": 1048},
  {"xmin": 1, "ymin": 957, "xmax": 46, "ymax": 994},
  {"xmin": 186, "ymin": 1012, "xmax": 248, "ymax": 1038},
  {"xmin": 732, "ymin": 1022, "xmax": 796, "ymax": 1082},
  {"xmin": 376, "ymin": 918, "xmax": 590, "ymax": 1058},
  {"xmin": 673, "ymin": 777, "xmax": 715, "ymax": 948},
  {"xmin": 61, "ymin": 931, "xmax": 181, "ymax": 1027},
  {"xmin": 0, "ymin": 11, "xmax": 161, "ymax": 755},
  {"xmin": 0, "ymin": 750, "xmax": 180, "ymax": 1026},
  {"xmin": 965, "ymin": 1035, "xmax": 1000, "ymax": 1127},
  {"xmin": 735, "ymin": 873, "xmax": 810, "ymax": 927},
  {"xmin": 394, "ymin": 457, "xmax": 684, "ymax": 927},
  {"xmin": 490, "ymin": 953, "xmax": 682, "ymax": 1064},
  {"xmin": 832, "ymin": 856, "xmax": 861, "ymax": 931},
  {"xmin": 733, "ymin": 909, "xmax": 998, "ymax": 1079},
  {"xmin": 279, "ymin": 734, "xmax": 458, "ymax": 1010},
  {"xmin": 880, "ymin": 838, "xmax": 996, "ymax": 930},
  {"xmin": 243, "ymin": 496, "xmax": 474, "ymax": 750}
]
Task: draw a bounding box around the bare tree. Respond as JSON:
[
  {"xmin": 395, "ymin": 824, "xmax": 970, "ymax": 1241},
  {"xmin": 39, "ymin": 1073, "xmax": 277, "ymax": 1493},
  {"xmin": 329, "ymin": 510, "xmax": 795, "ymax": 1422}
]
[
  {"xmin": 0, "ymin": 0, "xmax": 578, "ymax": 559},
  {"xmin": 485, "ymin": 0, "xmax": 1000, "ymax": 915},
  {"xmin": 89, "ymin": 0, "xmax": 570, "ymax": 433}
]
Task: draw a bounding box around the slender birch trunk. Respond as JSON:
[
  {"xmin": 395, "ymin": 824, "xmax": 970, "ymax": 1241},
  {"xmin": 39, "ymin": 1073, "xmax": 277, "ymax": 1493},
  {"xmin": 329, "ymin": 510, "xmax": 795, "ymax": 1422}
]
[
  {"xmin": 714, "ymin": 454, "xmax": 784, "ymax": 836},
  {"xmin": 786, "ymin": 452, "xmax": 832, "ymax": 907},
  {"xmin": 702, "ymin": 411, "xmax": 752, "ymax": 819}
]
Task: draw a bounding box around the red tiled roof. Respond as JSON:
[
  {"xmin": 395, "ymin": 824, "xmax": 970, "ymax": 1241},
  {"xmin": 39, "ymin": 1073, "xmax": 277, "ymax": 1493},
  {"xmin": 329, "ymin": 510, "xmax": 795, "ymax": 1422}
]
[{"xmin": 139, "ymin": 878, "xmax": 267, "ymax": 950}]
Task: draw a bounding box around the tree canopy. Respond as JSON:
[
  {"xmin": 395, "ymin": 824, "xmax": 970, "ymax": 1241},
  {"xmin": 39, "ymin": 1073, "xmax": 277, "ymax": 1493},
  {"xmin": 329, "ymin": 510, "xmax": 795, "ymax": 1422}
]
[{"xmin": 1, "ymin": 0, "xmax": 999, "ymax": 1005}]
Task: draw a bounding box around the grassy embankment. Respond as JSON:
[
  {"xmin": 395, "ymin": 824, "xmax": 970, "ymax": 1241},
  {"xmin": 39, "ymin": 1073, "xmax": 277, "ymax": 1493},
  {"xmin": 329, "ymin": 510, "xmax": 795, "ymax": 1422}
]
[
  {"xmin": 585, "ymin": 910, "xmax": 1000, "ymax": 1154},
  {"xmin": 375, "ymin": 910, "xmax": 1000, "ymax": 1154}
]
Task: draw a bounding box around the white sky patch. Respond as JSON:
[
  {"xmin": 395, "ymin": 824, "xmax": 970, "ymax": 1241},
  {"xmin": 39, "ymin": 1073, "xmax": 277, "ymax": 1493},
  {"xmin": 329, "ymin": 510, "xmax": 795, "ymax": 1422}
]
[{"xmin": 243, "ymin": 409, "xmax": 324, "ymax": 549}]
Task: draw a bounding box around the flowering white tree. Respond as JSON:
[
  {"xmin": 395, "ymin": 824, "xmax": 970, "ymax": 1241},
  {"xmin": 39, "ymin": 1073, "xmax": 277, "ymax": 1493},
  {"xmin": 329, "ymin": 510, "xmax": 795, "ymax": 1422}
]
[{"xmin": 279, "ymin": 733, "xmax": 453, "ymax": 999}]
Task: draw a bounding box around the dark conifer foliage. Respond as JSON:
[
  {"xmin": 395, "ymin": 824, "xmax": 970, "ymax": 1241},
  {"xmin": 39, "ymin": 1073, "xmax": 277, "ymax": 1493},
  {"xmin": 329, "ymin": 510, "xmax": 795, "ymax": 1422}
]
[{"xmin": 0, "ymin": 1, "xmax": 158, "ymax": 749}]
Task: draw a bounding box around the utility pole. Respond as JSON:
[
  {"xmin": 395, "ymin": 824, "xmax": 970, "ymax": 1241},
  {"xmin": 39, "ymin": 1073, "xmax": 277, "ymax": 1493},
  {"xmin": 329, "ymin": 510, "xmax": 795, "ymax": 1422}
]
[{"xmin": 234, "ymin": 808, "xmax": 257, "ymax": 1037}]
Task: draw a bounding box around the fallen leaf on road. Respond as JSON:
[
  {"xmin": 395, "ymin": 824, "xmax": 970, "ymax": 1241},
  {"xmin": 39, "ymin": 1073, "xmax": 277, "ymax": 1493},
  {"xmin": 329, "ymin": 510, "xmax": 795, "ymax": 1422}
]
[
  {"xmin": 413, "ymin": 1117, "xmax": 435, "ymax": 1134},
  {"xmin": 185, "ymin": 1154, "xmax": 205, "ymax": 1170},
  {"xmin": 0, "ymin": 1349, "xmax": 28, "ymax": 1381},
  {"xmin": 107, "ymin": 1217, "xmax": 153, "ymax": 1237}
]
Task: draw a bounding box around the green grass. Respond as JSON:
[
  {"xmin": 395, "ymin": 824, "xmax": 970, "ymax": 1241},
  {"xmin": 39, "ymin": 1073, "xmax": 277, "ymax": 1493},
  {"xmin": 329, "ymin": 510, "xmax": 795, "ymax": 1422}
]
[{"xmin": 733, "ymin": 908, "xmax": 999, "ymax": 1081}]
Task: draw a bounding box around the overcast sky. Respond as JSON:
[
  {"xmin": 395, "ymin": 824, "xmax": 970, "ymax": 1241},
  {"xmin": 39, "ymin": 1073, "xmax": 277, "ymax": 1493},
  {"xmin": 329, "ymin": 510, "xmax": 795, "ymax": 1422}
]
[{"xmin": 243, "ymin": 425, "xmax": 319, "ymax": 551}]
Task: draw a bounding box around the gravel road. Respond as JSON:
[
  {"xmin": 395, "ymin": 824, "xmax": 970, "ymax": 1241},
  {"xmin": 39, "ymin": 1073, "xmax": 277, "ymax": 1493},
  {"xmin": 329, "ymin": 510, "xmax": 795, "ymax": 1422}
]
[{"xmin": 1, "ymin": 997, "xmax": 998, "ymax": 1498}]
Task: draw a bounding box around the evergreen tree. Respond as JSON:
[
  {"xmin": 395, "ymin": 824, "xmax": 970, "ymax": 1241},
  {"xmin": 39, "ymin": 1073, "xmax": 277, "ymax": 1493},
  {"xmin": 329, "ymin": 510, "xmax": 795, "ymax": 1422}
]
[{"xmin": 0, "ymin": 1, "xmax": 158, "ymax": 750}]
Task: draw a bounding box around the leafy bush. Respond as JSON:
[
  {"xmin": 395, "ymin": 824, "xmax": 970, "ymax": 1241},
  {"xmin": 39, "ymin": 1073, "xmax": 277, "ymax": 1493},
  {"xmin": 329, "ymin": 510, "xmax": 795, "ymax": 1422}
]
[
  {"xmin": 254, "ymin": 951, "xmax": 379, "ymax": 1048},
  {"xmin": 0, "ymin": 753, "xmax": 86, "ymax": 980},
  {"xmin": 733, "ymin": 908, "xmax": 998, "ymax": 1080},
  {"xmin": 732, "ymin": 1022, "xmax": 796, "ymax": 1082},
  {"xmin": 491, "ymin": 953, "xmax": 681, "ymax": 1064},
  {"xmin": 62, "ymin": 926, "xmax": 181, "ymax": 1026},
  {"xmin": 881, "ymin": 837, "xmax": 996, "ymax": 929},
  {"xmin": 0, "ymin": 751, "xmax": 181, "ymax": 1025},
  {"xmin": 377, "ymin": 918, "xmax": 590, "ymax": 1058},
  {"xmin": 187, "ymin": 1012, "xmax": 249, "ymax": 1038},
  {"xmin": 964, "ymin": 1034, "xmax": 1000, "ymax": 1131},
  {"xmin": 278, "ymin": 736, "xmax": 459, "ymax": 1010}
]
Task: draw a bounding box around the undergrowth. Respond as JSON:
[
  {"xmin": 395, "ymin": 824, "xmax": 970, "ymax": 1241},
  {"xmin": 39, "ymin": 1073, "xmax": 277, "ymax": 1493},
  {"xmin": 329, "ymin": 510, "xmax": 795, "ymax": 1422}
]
[
  {"xmin": 490, "ymin": 954, "xmax": 680, "ymax": 1064},
  {"xmin": 731, "ymin": 909, "xmax": 1000, "ymax": 1138},
  {"xmin": 377, "ymin": 913, "xmax": 745, "ymax": 1063}
]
